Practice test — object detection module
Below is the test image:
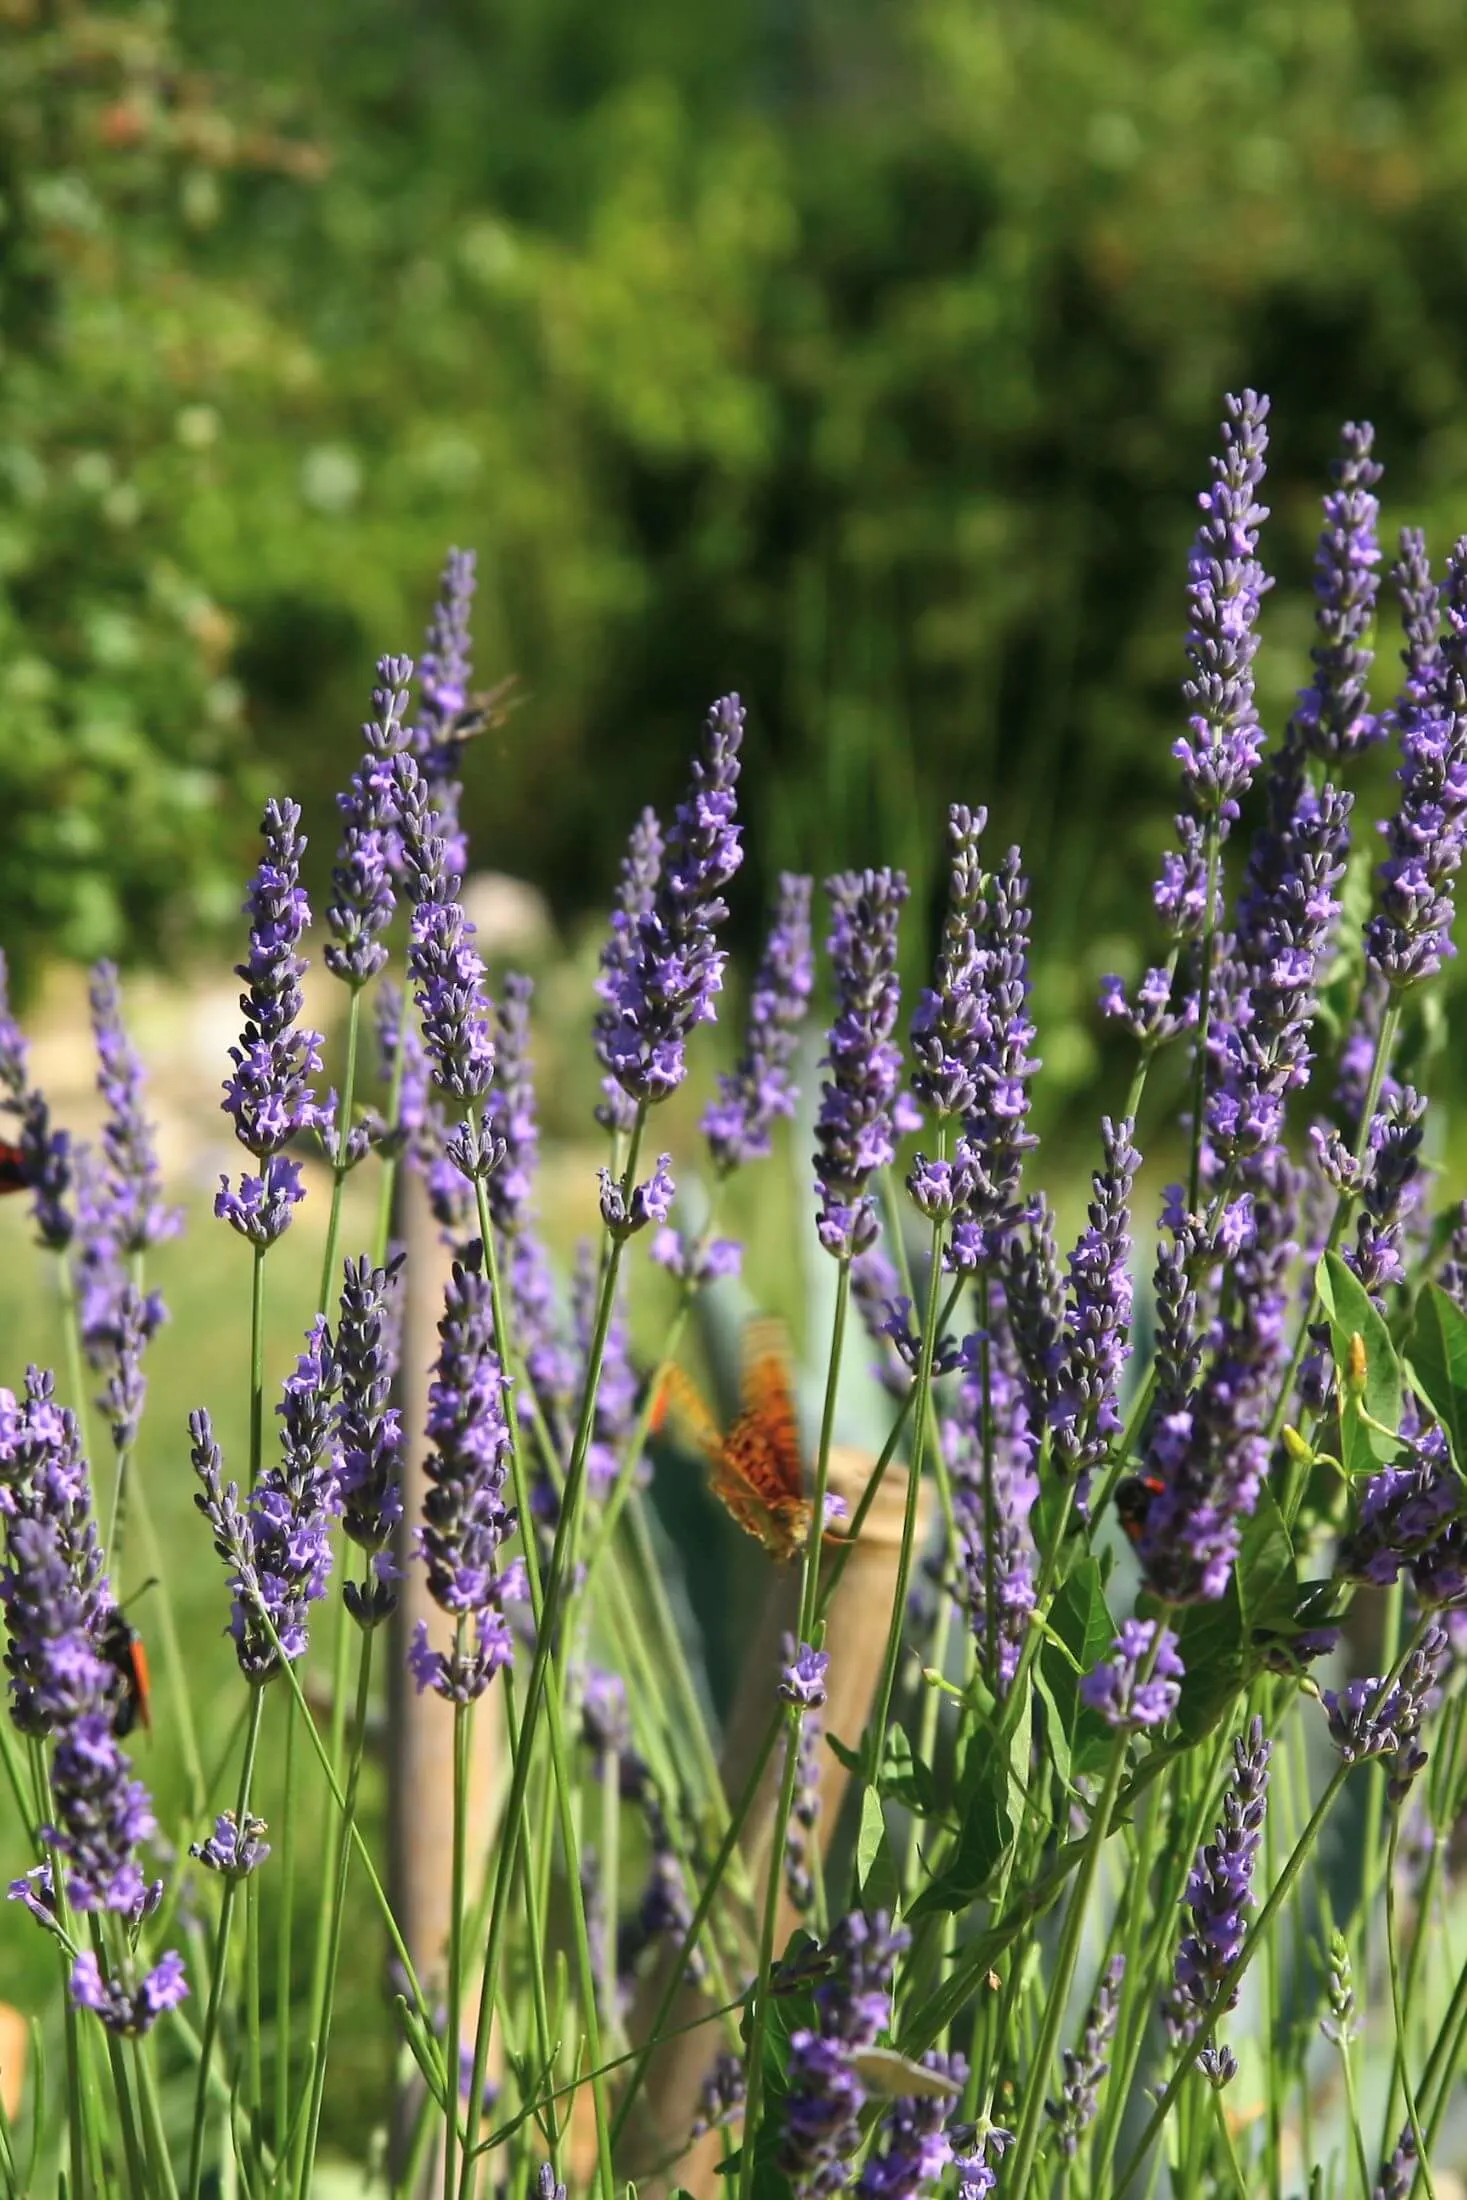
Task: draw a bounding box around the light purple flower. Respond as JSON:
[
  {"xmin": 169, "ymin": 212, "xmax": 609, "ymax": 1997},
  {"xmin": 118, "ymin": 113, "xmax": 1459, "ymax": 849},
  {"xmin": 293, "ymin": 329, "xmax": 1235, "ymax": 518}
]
[
  {"xmin": 702, "ymin": 871, "xmax": 814, "ymax": 1170},
  {"xmin": 815, "ymin": 869, "xmax": 912, "ymax": 1259},
  {"xmin": 326, "ymin": 654, "xmax": 413, "ymax": 987},
  {"xmin": 1080, "ymin": 1619, "xmax": 1184, "ymax": 1731}
]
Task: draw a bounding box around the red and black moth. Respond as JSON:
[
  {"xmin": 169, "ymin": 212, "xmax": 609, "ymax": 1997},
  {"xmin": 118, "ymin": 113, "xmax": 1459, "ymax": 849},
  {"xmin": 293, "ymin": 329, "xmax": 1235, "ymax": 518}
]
[
  {"xmin": 99, "ymin": 1608, "xmax": 152, "ymax": 1738},
  {"xmin": 0, "ymin": 1140, "xmax": 28, "ymax": 1193},
  {"xmin": 1113, "ymin": 1472, "xmax": 1165, "ymax": 1547}
]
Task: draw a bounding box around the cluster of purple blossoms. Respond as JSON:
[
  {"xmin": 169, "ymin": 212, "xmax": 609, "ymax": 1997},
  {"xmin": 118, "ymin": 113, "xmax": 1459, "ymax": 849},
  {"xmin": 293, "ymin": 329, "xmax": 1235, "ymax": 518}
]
[
  {"xmin": 595, "ymin": 694, "xmax": 744, "ymax": 1110},
  {"xmin": 0, "ymin": 1375, "xmax": 184, "ymax": 2030},
  {"xmin": 325, "ymin": 655, "xmax": 413, "ymax": 989},
  {"xmin": 1340, "ymin": 1439, "xmax": 1466, "ymax": 1611},
  {"xmin": 702, "ymin": 870, "xmax": 814, "ymax": 1171},
  {"xmin": 409, "ymin": 547, "xmax": 478, "ymax": 883},
  {"xmin": 1365, "ymin": 536, "xmax": 1467, "ymax": 989},
  {"xmin": 946, "ymin": 1306, "xmax": 1038, "ymax": 1694},
  {"xmin": 217, "ymin": 799, "xmax": 325, "ymax": 1246},
  {"xmin": 1285, "ymin": 421, "xmax": 1384, "ymax": 763},
  {"xmin": 190, "ymin": 1321, "xmax": 341, "ymax": 1683},
  {"xmin": 1046, "ymin": 1117, "xmax": 1138, "ymax": 1478},
  {"xmin": 910, "ymin": 804, "xmax": 988, "ymax": 1119},
  {"xmin": 409, "ymin": 1254, "xmax": 517, "ymax": 1701},
  {"xmin": 394, "ymin": 758, "xmax": 497, "ymax": 1111},
  {"xmin": 1080, "ymin": 1619, "xmax": 1184, "ymax": 1731},
  {"xmin": 0, "ymin": 949, "xmax": 73, "ymax": 1250},
  {"xmin": 190, "ymin": 1809, "xmax": 271, "ymax": 1879},
  {"xmin": 594, "ymin": 808, "xmax": 663, "ymax": 1135},
  {"xmin": 1322, "ymin": 1626, "xmax": 1449, "ymax": 1801},
  {"xmin": 856, "ymin": 2052, "xmax": 967, "ymax": 2199},
  {"xmin": 1046, "ymin": 1954, "xmax": 1124, "ymax": 2157},
  {"xmin": 947, "ymin": 851, "xmax": 1040, "ymax": 1272},
  {"xmin": 814, "ymin": 869, "xmax": 913, "ymax": 1258},
  {"xmin": 951, "ymin": 2123, "xmax": 1014, "ymax": 2200},
  {"xmin": 1168, "ymin": 1717, "xmax": 1271, "ymax": 2055},
  {"xmin": 336, "ymin": 1254, "xmax": 405, "ymax": 1624},
  {"xmin": 781, "ymin": 1910, "xmax": 908, "ymax": 2195}
]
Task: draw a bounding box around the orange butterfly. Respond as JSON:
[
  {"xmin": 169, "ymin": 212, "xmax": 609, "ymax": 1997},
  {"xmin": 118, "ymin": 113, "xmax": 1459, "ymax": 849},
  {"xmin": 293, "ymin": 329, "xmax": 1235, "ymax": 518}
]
[{"xmin": 652, "ymin": 1320, "xmax": 839, "ymax": 1562}]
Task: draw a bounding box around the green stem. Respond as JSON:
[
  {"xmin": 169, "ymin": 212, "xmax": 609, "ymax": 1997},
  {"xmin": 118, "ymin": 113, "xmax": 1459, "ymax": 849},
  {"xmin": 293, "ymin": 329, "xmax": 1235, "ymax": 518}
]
[
  {"xmin": 186, "ymin": 1687, "xmax": 265, "ymax": 2200},
  {"xmin": 735, "ymin": 1703, "xmax": 804, "ymax": 2200},
  {"xmin": 1386, "ymin": 1817, "xmax": 1438, "ymax": 2200},
  {"xmin": 274, "ymin": 1690, "xmax": 297, "ymax": 2165},
  {"xmin": 294, "ymin": 1623, "xmax": 377, "ymax": 2200},
  {"xmin": 248, "ymin": 1244, "xmax": 266, "ymax": 1490},
  {"xmin": 868, "ymin": 1208, "xmax": 946, "ymax": 1744},
  {"xmin": 443, "ymin": 1682, "xmax": 470, "ymax": 2200}
]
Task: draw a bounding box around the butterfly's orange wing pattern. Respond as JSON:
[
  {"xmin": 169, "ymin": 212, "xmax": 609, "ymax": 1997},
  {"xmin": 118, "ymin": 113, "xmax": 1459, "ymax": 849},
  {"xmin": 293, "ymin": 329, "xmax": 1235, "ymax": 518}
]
[{"xmin": 656, "ymin": 1321, "xmax": 827, "ymax": 1561}]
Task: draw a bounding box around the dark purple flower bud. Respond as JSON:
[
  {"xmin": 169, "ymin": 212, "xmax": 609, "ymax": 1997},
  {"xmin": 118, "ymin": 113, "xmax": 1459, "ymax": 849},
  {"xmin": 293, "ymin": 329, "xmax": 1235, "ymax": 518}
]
[
  {"xmin": 1171, "ymin": 1717, "xmax": 1271, "ymax": 2033},
  {"xmin": 954, "ymin": 850, "xmax": 1039, "ymax": 1268},
  {"xmin": 594, "ymin": 807, "xmax": 663, "ymax": 1135},
  {"xmin": 948, "ymin": 1301, "xmax": 1038, "ymax": 1694},
  {"xmin": 326, "ymin": 655, "xmax": 413, "ymax": 986},
  {"xmin": 1372, "ymin": 2130, "xmax": 1418, "ymax": 2200},
  {"xmin": 336, "ymin": 1253, "xmax": 405, "ymax": 1566},
  {"xmin": 1198, "ymin": 2045, "xmax": 1239, "ymax": 2088},
  {"xmin": 815, "ymin": 869, "xmax": 911, "ymax": 1259},
  {"xmin": 531, "ymin": 2165, "xmax": 567, "ymax": 2200},
  {"xmin": 780, "ymin": 1638, "xmax": 830, "ymax": 1709},
  {"xmin": 649, "ymin": 1227, "xmax": 742, "ymax": 1289},
  {"xmin": 410, "ymin": 549, "xmax": 478, "ymax": 884},
  {"xmin": 598, "ymin": 1154, "xmax": 675, "ymax": 1241},
  {"xmin": 1366, "ymin": 536, "xmax": 1467, "ymax": 988},
  {"xmin": 70, "ymin": 1949, "xmax": 188, "ymax": 2037},
  {"xmin": 1323, "ymin": 1627, "xmax": 1449, "ymax": 1779},
  {"xmin": 413, "ymin": 1254, "xmax": 516, "ymax": 1700},
  {"xmin": 218, "ymin": 799, "xmax": 324, "ymax": 1240},
  {"xmin": 703, "ymin": 871, "xmax": 814, "ymax": 1170},
  {"xmin": 1079, "ymin": 1619, "xmax": 1184, "ymax": 1731},
  {"xmin": 1286, "ymin": 422, "xmax": 1384, "ymax": 762},
  {"xmin": 394, "ymin": 758, "xmax": 496, "ymax": 1103},
  {"xmin": 910, "ymin": 804, "xmax": 989, "ymax": 1118},
  {"xmin": 881, "ymin": 1299, "xmax": 963, "ymax": 1381},
  {"xmin": 443, "ymin": 1113, "xmax": 506, "ymax": 1185},
  {"xmin": 1048, "ymin": 1117, "xmax": 1138, "ymax": 1476},
  {"xmin": 690, "ymin": 2051, "xmax": 746, "ymax": 2143},
  {"xmin": 1046, "ymin": 1955, "xmax": 1124, "ymax": 2157},
  {"xmin": 596, "ymin": 697, "xmax": 744, "ymax": 1108},
  {"xmin": 190, "ymin": 1810, "xmax": 270, "ymax": 1878},
  {"xmin": 0, "ymin": 951, "xmax": 74, "ymax": 1251}
]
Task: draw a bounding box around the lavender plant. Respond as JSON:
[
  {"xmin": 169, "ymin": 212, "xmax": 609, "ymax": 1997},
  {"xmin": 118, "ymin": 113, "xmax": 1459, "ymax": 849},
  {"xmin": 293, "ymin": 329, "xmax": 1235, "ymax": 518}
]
[{"xmin": 6, "ymin": 394, "xmax": 1467, "ymax": 2200}]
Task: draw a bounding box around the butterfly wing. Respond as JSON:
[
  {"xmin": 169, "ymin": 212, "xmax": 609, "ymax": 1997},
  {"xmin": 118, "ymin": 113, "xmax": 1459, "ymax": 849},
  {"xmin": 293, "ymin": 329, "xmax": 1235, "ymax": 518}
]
[
  {"xmin": 714, "ymin": 1321, "xmax": 810, "ymax": 1561},
  {"xmin": 650, "ymin": 1363, "xmax": 723, "ymax": 1464}
]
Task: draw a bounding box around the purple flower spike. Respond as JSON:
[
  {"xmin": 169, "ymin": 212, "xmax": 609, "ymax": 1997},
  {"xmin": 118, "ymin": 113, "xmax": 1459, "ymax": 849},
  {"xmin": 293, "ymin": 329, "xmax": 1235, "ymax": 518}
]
[
  {"xmin": 218, "ymin": 799, "xmax": 324, "ymax": 1243},
  {"xmin": 702, "ymin": 871, "xmax": 815, "ymax": 1170},
  {"xmin": 71, "ymin": 1948, "xmax": 188, "ymax": 2037},
  {"xmin": 1373, "ymin": 2131, "xmax": 1418, "ymax": 2200},
  {"xmin": 949, "ymin": 849, "xmax": 1040, "ymax": 1272},
  {"xmin": 782, "ymin": 1910, "xmax": 909, "ymax": 2197},
  {"xmin": 1366, "ymin": 536, "xmax": 1467, "ymax": 988},
  {"xmin": 395, "ymin": 758, "xmax": 496, "ymax": 1104},
  {"xmin": 1287, "ymin": 422, "xmax": 1384, "ymax": 762},
  {"xmin": 0, "ymin": 951, "xmax": 74, "ymax": 1251},
  {"xmin": 336, "ymin": 1255, "xmax": 405, "ymax": 1620},
  {"xmin": 815, "ymin": 869, "xmax": 911, "ymax": 1259},
  {"xmin": 411, "ymin": 548, "xmax": 479, "ymax": 883},
  {"xmin": 1048, "ymin": 1117, "xmax": 1138, "ymax": 1477},
  {"xmin": 1079, "ymin": 1619, "xmax": 1184, "ymax": 1731},
  {"xmin": 1046, "ymin": 1955, "xmax": 1124, "ymax": 2157},
  {"xmin": 413, "ymin": 1253, "xmax": 517, "ymax": 1701},
  {"xmin": 1169, "ymin": 1718, "xmax": 1270, "ymax": 2043},
  {"xmin": 949, "ymin": 1300, "xmax": 1038, "ymax": 1696},
  {"xmin": 910, "ymin": 803, "xmax": 989, "ymax": 1119},
  {"xmin": 1323, "ymin": 1626, "xmax": 1449, "ymax": 1801},
  {"xmin": 594, "ymin": 807, "xmax": 664, "ymax": 1135},
  {"xmin": 326, "ymin": 654, "xmax": 414, "ymax": 987},
  {"xmin": 0, "ymin": 1370, "xmax": 109, "ymax": 1738},
  {"xmin": 596, "ymin": 696, "xmax": 744, "ymax": 1110},
  {"xmin": 87, "ymin": 963, "xmax": 180, "ymax": 1255},
  {"xmin": 484, "ymin": 975, "xmax": 539, "ymax": 1235}
]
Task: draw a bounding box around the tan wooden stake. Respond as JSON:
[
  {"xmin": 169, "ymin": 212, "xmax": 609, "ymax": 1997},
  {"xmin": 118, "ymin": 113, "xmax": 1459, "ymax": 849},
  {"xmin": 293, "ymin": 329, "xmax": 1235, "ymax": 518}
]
[{"xmin": 614, "ymin": 1447, "xmax": 932, "ymax": 2197}]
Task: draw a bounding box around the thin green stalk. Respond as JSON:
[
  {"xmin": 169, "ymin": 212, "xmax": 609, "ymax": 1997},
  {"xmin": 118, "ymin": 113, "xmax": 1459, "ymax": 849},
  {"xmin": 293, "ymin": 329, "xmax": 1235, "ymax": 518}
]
[
  {"xmin": 248, "ymin": 1244, "xmax": 266, "ymax": 1490},
  {"xmin": 294, "ymin": 1622, "xmax": 377, "ymax": 2200},
  {"xmin": 273, "ymin": 1693, "xmax": 297, "ymax": 2166},
  {"xmin": 443, "ymin": 1677, "xmax": 471, "ymax": 2200},
  {"xmin": 736, "ymin": 1702, "xmax": 805, "ymax": 2200},
  {"xmin": 129, "ymin": 2030, "xmax": 181, "ymax": 2200},
  {"xmin": 244, "ymin": 1847, "xmax": 263, "ymax": 2164},
  {"xmin": 1358, "ymin": 1577, "xmax": 1405, "ymax": 2032},
  {"xmin": 97, "ymin": 2004, "xmax": 147, "ymax": 2200},
  {"xmin": 1114, "ymin": 1762, "xmax": 1352, "ymax": 2200},
  {"xmin": 186, "ymin": 1687, "xmax": 265, "ymax": 2200},
  {"xmin": 1386, "ymin": 1817, "xmax": 1438, "ymax": 2200},
  {"xmin": 1002, "ymin": 1733, "xmax": 1133, "ymax": 2199},
  {"xmin": 868, "ymin": 1208, "xmax": 945, "ymax": 1744}
]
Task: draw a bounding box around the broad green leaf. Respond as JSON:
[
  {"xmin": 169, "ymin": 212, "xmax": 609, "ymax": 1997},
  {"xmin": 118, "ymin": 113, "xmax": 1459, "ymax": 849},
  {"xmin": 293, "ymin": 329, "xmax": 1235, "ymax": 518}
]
[
  {"xmin": 1236, "ymin": 1487, "xmax": 1296, "ymax": 1640},
  {"xmin": 857, "ymin": 1787, "xmax": 900, "ymax": 1914},
  {"xmin": 1406, "ymin": 1283, "xmax": 1467, "ymax": 1469},
  {"xmin": 877, "ymin": 1722, "xmax": 939, "ymax": 1815},
  {"xmin": 1317, "ymin": 1251, "xmax": 1402, "ymax": 1473},
  {"xmin": 1172, "ymin": 1584, "xmax": 1244, "ymax": 1745},
  {"xmin": 907, "ymin": 1734, "xmax": 1013, "ymax": 1919},
  {"xmin": 1040, "ymin": 1557, "xmax": 1116, "ymax": 1781}
]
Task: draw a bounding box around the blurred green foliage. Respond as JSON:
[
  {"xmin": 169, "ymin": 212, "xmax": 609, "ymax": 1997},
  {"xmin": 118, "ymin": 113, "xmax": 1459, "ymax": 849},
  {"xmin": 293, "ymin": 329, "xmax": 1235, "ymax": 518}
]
[{"xmin": 10, "ymin": 0, "xmax": 1467, "ymax": 1050}]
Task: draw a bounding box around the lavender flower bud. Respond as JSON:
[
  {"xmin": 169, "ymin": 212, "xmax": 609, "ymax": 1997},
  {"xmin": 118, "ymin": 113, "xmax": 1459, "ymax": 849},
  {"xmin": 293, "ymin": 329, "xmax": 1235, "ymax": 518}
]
[
  {"xmin": 1372, "ymin": 2130, "xmax": 1418, "ymax": 2200},
  {"xmin": 336, "ymin": 1253, "xmax": 405, "ymax": 1567},
  {"xmin": 87, "ymin": 963, "xmax": 180, "ymax": 1254},
  {"xmin": 780, "ymin": 1638, "xmax": 830, "ymax": 1709},
  {"xmin": 190, "ymin": 1811, "xmax": 271, "ymax": 1879},
  {"xmin": 910, "ymin": 803, "xmax": 988, "ymax": 1117},
  {"xmin": 815, "ymin": 868, "xmax": 911, "ymax": 1259},
  {"xmin": 325, "ymin": 654, "xmax": 413, "ymax": 987},
  {"xmin": 1045, "ymin": 1955, "xmax": 1124, "ymax": 2156},
  {"xmin": 594, "ymin": 808, "xmax": 663, "ymax": 1134},
  {"xmin": 952, "ymin": 849, "xmax": 1039, "ymax": 1269},
  {"xmin": 598, "ymin": 1155, "xmax": 675, "ymax": 1240},
  {"xmin": 1079, "ymin": 1619, "xmax": 1184, "ymax": 1731},
  {"xmin": 597, "ymin": 696, "xmax": 744, "ymax": 1108},
  {"xmin": 484, "ymin": 975, "xmax": 539, "ymax": 1234},
  {"xmin": 702, "ymin": 871, "xmax": 814, "ymax": 1170},
  {"xmin": 0, "ymin": 950, "xmax": 74, "ymax": 1250},
  {"xmin": 395, "ymin": 758, "xmax": 496, "ymax": 1103},
  {"xmin": 1286, "ymin": 421, "xmax": 1384, "ymax": 761},
  {"xmin": 857, "ymin": 2054, "xmax": 966, "ymax": 2197},
  {"xmin": 410, "ymin": 548, "xmax": 478, "ymax": 883},
  {"xmin": 1171, "ymin": 1717, "xmax": 1271, "ymax": 2031},
  {"xmin": 1048, "ymin": 1117, "xmax": 1138, "ymax": 1475}
]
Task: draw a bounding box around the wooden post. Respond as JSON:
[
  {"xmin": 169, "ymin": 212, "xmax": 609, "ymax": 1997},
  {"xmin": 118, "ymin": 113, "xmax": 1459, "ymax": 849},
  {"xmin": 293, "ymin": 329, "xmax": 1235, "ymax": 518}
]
[{"xmin": 615, "ymin": 1447, "xmax": 932, "ymax": 2196}]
